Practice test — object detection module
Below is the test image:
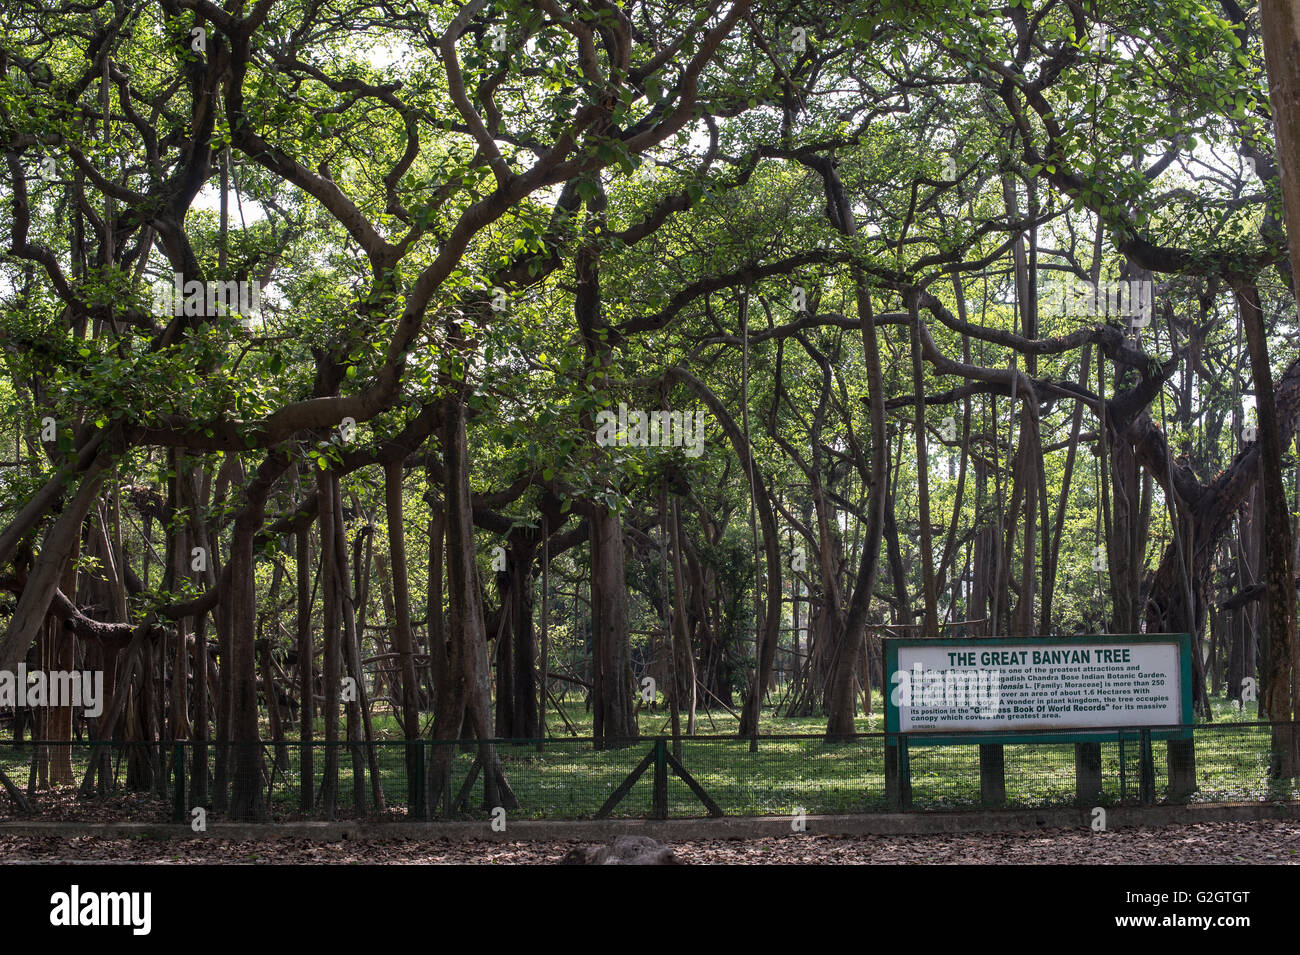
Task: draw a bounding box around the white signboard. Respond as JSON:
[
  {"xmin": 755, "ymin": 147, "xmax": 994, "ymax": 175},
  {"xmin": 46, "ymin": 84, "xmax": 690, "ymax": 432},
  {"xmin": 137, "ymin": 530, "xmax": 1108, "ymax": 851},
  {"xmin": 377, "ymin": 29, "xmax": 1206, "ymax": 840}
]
[{"xmin": 890, "ymin": 639, "xmax": 1185, "ymax": 734}]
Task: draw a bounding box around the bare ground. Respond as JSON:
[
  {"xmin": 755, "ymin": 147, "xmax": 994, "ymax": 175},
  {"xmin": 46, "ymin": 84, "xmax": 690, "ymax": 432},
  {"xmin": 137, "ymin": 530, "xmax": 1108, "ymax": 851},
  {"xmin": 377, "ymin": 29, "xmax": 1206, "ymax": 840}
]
[{"xmin": 1, "ymin": 821, "xmax": 1298, "ymax": 864}]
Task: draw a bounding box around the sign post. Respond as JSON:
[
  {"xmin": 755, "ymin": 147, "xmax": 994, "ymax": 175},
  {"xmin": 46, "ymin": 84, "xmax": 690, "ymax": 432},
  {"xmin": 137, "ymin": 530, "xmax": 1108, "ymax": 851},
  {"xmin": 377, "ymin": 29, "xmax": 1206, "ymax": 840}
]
[{"xmin": 883, "ymin": 634, "xmax": 1194, "ymax": 806}]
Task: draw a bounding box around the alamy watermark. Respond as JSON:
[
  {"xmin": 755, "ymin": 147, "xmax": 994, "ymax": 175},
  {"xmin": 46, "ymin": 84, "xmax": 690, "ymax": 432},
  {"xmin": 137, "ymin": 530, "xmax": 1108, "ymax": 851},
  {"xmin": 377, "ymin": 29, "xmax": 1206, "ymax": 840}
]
[
  {"xmin": 0, "ymin": 666, "xmax": 104, "ymax": 717},
  {"xmin": 889, "ymin": 663, "xmax": 1002, "ymax": 718},
  {"xmin": 50, "ymin": 885, "xmax": 150, "ymax": 935},
  {"xmin": 594, "ymin": 403, "xmax": 706, "ymax": 457},
  {"xmin": 1047, "ymin": 277, "xmax": 1153, "ymax": 326},
  {"xmin": 151, "ymin": 272, "xmax": 261, "ymax": 322}
]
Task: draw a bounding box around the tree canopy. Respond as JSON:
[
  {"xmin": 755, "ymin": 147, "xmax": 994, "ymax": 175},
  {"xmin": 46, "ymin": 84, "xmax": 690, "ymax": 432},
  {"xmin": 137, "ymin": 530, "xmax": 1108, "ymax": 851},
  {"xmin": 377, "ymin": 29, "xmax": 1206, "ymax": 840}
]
[{"xmin": 2, "ymin": 0, "xmax": 1298, "ymax": 818}]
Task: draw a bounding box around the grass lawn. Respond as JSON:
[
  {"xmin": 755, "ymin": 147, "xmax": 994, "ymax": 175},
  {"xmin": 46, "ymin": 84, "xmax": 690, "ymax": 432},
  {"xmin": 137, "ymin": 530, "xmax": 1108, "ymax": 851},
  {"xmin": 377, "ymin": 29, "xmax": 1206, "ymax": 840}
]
[{"xmin": 2, "ymin": 692, "xmax": 1297, "ymax": 820}]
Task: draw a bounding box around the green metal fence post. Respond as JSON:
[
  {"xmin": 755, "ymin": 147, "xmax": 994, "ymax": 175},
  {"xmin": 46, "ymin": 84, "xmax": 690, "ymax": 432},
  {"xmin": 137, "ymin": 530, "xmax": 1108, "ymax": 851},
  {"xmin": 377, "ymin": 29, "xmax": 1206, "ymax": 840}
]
[
  {"xmin": 172, "ymin": 742, "xmax": 185, "ymax": 823},
  {"xmin": 652, "ymin": 737, "xmax": 668, "ymax": 819}
]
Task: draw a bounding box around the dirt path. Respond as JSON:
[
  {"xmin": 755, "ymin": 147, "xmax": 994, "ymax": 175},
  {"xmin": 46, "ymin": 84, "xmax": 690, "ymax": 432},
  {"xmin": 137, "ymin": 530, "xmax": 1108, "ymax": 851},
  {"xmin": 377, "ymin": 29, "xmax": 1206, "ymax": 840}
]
[{"xmin": 1, "ymin": 821, "xmax": 1297, "ymax": 864}]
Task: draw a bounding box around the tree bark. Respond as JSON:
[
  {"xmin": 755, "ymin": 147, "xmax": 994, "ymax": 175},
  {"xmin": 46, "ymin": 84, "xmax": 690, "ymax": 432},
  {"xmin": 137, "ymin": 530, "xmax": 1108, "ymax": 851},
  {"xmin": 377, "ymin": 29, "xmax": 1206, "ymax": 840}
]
[
  {"xmin": 436, "ymin": 392, "xmax": 517, "ymax": 808},
  {"xmin": 0, "ymin": 454, "xmax": 110, "ymax": 674},
  {"xmin": 1235, "ymin": 282, "xmax": 1298, "ymax": 776},
  {"xmin": 384, "ymin": 459, "xmax": 422, "ymax": 803}
]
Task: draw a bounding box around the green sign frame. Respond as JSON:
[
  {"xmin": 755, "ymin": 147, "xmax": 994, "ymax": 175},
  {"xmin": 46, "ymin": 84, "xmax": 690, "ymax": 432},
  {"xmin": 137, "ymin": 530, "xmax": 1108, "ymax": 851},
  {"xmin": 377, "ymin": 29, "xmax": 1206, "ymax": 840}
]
[{"xmin": 882, "ymin": 633, "xmax": 1194, "ymax": 746}]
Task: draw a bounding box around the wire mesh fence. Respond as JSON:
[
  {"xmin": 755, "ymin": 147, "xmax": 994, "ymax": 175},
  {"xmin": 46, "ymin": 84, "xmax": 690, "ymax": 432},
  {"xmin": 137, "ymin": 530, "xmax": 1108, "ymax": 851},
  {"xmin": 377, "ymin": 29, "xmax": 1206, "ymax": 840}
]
[{"xmin": 1, "ymin": 722, "xmax": 1297, "ymax": 822}]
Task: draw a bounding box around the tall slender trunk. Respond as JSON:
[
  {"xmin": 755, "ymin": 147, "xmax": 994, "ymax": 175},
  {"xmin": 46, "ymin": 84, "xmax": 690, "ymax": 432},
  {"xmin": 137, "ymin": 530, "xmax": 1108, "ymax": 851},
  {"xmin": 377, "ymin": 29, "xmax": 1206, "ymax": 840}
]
[
  {"xmin": 1259, "ymin": 0, "xmax": 1300, "ymax": 770},
  {"xmin": 437, "ymin": 392, "xmax": 517, "ymax": 808},
  {"xmin": 384, "ymin": 459, "xmax": 422, "ymax": 805},
  {"xmin": 227, "ymin": 510, "xmax": 267, "ymax": 821},
  {"xmin": 908, "ymin": 292, "xmax": 939, "ymax": 636},
  {"xmin": 295, "ymin": 515, "xmax": 313, "ymax": 811},
  {"xmin": 824, "ymin": 270, "xmax": 889, "ymax": 737},
  {"xmin": 668, "ymin": 495, "xmax": 697, "ymax": 743},
  {"xmin": 1235, "ymin": 282, "xmax": 1298, "ymax": 776},
  {"xmin": 318, "ymin": 468, "xmax": 341, "ymax": 818},
  {"xmin": 589, "ymin": 506, "xmax": 637, "ymax": 745}
]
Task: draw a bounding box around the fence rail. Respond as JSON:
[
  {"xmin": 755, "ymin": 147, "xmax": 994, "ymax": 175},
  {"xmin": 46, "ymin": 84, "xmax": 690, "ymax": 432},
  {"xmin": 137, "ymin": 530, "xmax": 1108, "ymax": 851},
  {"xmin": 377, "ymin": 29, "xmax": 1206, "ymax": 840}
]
[{"xmin": 1, "ymin": 722, "xmax": 1297, "ymax": 822}]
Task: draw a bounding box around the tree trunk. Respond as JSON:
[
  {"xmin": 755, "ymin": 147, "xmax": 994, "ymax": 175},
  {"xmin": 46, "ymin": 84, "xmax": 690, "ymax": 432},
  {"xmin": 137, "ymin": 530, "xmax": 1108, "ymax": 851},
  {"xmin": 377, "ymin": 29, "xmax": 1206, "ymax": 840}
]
[
  {"xmin": 438, "ymin": 393, "xmax": 517, "ymax": 808},
  {"xmin": 226, "ymin": 510, "xmax": 267, "ymax": 821},
  {"xmin": 589, "ymin": 504, "xmax": 637, "ymax": 746},
  {"xmin": 295, "ymin": 516, "xmax": 313, "ymax": 811},
  {"xmin": 668, "ymin": 495, "xmax": 697, "ymax": 743},
  {"xmin": 1235, "ymin": 282, "xmax": 1298, "ymax": 776},
  {"xmin": 318, "ymin": 468, "xmax": 341, "ymax": 818},
  {"xmin": 1258, "ymin": 0, "xmax": 1300, "ymax": 772},
  {"xmin": 384, "ymin": 459, "xmax": 422, "ymax": 804},
  {"xmin": 0, "ymin": 454, "xmax": 109, "ymax": 674}
]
